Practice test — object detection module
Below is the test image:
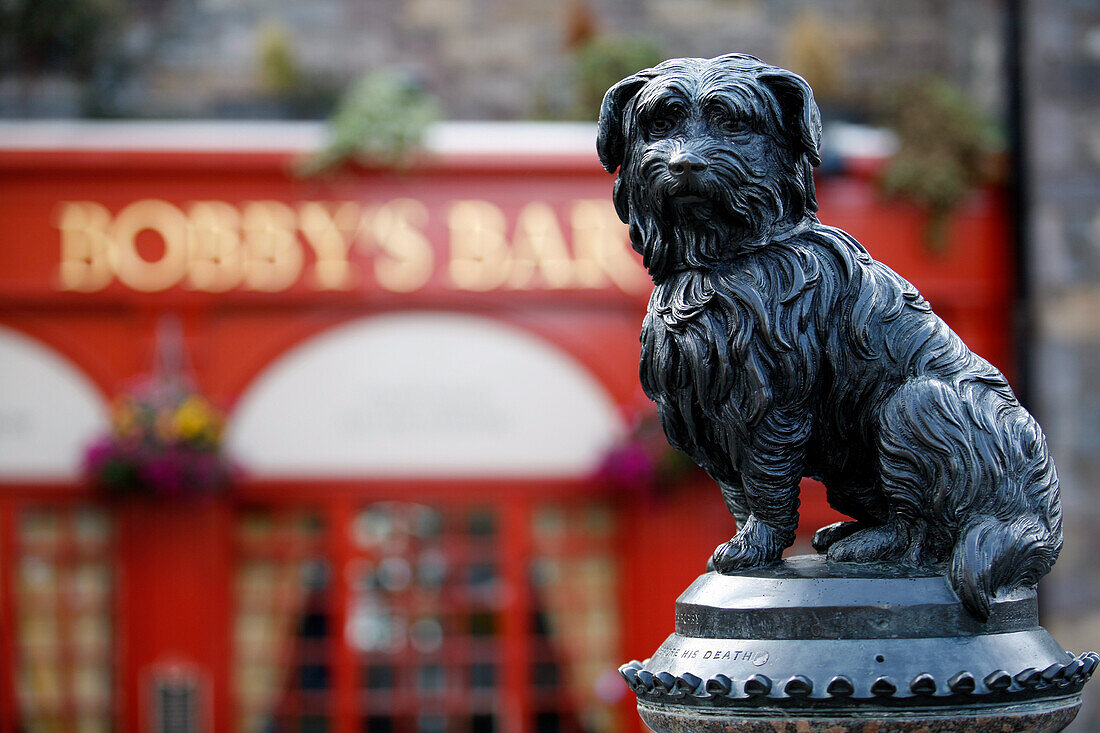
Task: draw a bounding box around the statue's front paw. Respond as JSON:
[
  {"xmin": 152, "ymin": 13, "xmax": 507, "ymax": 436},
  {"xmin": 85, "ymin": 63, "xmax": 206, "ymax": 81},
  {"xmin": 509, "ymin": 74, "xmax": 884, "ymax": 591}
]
[{"xmin": 707, "ymin": 518, "xmax": 786, "ymax": 573}]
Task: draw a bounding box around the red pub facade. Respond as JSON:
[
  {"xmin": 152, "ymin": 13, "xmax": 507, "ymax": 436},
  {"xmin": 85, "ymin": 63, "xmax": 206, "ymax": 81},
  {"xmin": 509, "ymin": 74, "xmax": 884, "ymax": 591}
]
[{"xmin": 0, "ymin": 121, "xmax": 1013, "ymax": 733}]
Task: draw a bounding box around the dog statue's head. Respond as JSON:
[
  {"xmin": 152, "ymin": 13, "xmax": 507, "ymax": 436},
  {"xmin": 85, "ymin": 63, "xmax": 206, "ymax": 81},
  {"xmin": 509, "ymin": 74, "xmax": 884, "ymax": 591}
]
[{"xmin": 597, "ymin": 54, "xmax": 822, "ymax": 279}]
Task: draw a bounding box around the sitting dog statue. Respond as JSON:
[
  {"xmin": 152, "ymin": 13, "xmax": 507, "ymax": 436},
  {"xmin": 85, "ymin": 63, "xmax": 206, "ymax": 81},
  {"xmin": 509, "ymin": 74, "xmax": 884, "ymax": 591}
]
[{"xmin": 597, "ymin": 54, "xmax": 1061, "ymax": 620}]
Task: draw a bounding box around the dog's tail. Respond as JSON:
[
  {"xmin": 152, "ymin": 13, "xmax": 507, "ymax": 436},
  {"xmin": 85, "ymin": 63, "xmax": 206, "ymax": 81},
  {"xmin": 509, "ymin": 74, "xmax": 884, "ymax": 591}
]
[
  {"xmin": 947, "ymin": 384, "xmax": 1062, "ymax": 621},
  {"xmin": 880, "ymin": 376, "xmax": 1062, "ymax": 621},
  {"xmin": 950, "ymin": 513, "xmax": 1061, "ymax": 621}
]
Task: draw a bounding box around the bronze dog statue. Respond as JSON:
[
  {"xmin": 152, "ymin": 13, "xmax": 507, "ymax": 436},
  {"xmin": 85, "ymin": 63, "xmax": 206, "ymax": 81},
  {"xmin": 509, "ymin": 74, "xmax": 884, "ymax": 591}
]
[{"xmin": 597, "ymin": 54, "xmax": 1061, "ymax": 620}]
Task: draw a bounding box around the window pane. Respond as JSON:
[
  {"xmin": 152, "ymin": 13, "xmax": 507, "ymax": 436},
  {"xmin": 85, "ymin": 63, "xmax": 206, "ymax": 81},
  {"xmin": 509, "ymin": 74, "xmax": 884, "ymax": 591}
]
[
  {"xmin": 529, "ymin": 502, "xmax": 624, "ymax": 733},
  {"xmin": 233, "ymin": 509, "xmax": 332, "ymax": 733},
  {"xmin": 14, "ymin": 506, "xmax": 116, "ymax": 728},
  {"xmin": 350, "ymin": 503, "xmax": 501, "ymax": 727}
]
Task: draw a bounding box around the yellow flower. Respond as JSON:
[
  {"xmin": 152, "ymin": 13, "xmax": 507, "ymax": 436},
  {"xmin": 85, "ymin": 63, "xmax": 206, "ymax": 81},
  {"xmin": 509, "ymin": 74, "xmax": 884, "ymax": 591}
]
[
  {"xmin": 112, "ymin": 400, "xmax": 139, "ymax": 438},
  {"xmin": 174, "ymin": 396, "xmax": 218, "ymax": 442}
]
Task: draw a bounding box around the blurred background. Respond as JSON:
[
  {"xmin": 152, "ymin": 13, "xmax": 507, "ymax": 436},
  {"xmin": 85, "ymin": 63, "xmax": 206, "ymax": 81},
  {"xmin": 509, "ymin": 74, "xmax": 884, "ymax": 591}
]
[{"xmin": 0, "ymin": 0, "xmax": 1098, "ymax": 731}]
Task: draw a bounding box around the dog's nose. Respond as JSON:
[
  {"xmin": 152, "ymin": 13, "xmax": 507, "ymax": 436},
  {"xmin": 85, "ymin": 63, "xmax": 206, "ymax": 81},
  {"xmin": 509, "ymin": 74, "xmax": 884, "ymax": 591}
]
[{"xmin": 668, "ymin": 152, "xmax": 708, "ymax": 177}]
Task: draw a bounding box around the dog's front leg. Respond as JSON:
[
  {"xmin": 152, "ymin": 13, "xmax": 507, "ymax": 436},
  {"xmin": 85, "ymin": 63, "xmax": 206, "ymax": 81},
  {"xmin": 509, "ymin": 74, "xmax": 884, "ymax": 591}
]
[{"xmin": 708, "ymin": 408, "xmax": 806, "ymax": 573}]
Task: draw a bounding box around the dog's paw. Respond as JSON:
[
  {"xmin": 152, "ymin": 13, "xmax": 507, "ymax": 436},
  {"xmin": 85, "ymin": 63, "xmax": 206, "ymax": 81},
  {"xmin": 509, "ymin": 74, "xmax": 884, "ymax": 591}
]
[
  {"xmin": 708, "ymin": 540, "xmax": 776, "ymax": 573},
  {"xmin": 811, "ymin": 521, "xmax": 862, "ymax": 553},
  {"xmin": 827, "ymin": 523, "xmax": 907, "ymax": 564},
  {"xmin": 707, "ymin": 517, "xmax": 786, "ymax": 573}
]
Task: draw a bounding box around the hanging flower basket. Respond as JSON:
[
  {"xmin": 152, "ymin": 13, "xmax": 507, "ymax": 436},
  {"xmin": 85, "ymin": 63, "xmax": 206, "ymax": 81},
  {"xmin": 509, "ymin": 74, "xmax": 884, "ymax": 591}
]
[
  {"xmin": 83, "ymin": 376, "xmax": 233, "ymax": 499},
  {"xmin": 595, "ymin": 404, "xmax": 703, "ymax": 497}
]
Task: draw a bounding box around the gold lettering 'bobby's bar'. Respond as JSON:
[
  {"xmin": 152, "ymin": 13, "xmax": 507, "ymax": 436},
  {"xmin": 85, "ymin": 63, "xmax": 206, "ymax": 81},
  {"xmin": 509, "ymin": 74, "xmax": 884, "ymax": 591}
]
[{"xmin": 54, "ymin": 198, "xmax": 648, "ymax": 295}]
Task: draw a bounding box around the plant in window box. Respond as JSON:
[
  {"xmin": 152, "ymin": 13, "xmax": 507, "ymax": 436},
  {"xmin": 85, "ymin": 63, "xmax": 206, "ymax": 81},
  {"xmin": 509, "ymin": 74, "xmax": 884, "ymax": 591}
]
[
  {"xmin": 879, "ymin": 77, "xmax": 1004, "ymax": 252},
  {"xmin": 296, "ymin": 68, "xmax": 441, "ymax": 176}
]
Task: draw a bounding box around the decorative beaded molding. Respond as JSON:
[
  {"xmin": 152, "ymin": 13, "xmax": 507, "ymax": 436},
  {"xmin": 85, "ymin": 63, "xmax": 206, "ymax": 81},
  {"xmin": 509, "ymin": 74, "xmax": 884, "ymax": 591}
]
[{"xmin": 618, "ymin": 651, "xmax": 1099, "ymax": 709}]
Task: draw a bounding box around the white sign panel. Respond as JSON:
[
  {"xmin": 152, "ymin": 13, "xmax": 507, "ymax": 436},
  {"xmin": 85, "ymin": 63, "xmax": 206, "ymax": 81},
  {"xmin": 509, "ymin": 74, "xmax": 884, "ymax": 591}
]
[
  {"xmin": 0, "ymin": 325, "xmax": 109, "ymax": 480},
  {"xmin": 227, "ymin": 312, "xmax": 625, "ymax": 478}
]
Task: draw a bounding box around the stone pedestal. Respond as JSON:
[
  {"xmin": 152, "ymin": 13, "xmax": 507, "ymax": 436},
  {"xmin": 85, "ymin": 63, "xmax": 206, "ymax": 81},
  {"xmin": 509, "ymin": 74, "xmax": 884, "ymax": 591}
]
[{"xmin": 620, "ymin": 556, "xmax": 1096, "ymax": 733}]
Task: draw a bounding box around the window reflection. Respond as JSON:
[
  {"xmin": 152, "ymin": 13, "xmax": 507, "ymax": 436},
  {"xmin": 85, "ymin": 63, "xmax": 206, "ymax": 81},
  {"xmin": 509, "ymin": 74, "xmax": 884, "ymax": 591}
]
[
  {"xmin": 227, "ymin": 499, "xmax": 623, "ymax": 732},
  {"xmin": 350, "ymin": 502, "xmax": 501, "ymax": 732}
]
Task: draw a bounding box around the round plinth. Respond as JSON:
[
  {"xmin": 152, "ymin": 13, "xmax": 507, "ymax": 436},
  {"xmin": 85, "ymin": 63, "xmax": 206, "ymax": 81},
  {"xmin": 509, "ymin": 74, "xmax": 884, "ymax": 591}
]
[
  {"xmin": 620, "ymin": 555, "xmax": 1096, "ymax": 733},
  {"xmin": 638, "ymin": 698, "xmax": 1080, "ymax": 733}
]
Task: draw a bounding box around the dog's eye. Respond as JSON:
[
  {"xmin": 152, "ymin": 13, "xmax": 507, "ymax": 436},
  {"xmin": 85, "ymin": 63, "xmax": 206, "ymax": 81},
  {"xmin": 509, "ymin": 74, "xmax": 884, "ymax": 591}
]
[
  {"xmin": 648, "ymin": 116, "xmax": 676, "ymax": 136},
  {"xmin": 711, "ymin": 113, "xmax": 743, "ymax": 134}
]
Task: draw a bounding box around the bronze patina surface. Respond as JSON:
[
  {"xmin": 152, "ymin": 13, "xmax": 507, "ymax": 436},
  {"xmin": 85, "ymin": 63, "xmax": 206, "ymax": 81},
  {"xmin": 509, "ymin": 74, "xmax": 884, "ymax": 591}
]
[
  {"xmin": 620, "ymin": 556, "xmax": 1092, "ymax": 728},
  {"xmin": 597, "ymin": 53, "xmax": 1060, "ymax": 620},
  {"xmin": 599, "ymin": 54, "xmax": 1096, "ymax": 731},
  {"xmin": 637, "ymin": 701, "xmax": 1080, "ymax": 733}
]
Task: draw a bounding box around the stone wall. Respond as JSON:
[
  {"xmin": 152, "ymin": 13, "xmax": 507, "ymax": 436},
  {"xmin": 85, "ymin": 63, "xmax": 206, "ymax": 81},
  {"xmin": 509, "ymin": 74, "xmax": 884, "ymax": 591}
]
[
  {"xmin": 1026, "ymin": 1, "xmax": 1100, "ymax": 730},
  {"xmin": 1, "ymin": 0, "xmax": 1005, "ymax": 121}
]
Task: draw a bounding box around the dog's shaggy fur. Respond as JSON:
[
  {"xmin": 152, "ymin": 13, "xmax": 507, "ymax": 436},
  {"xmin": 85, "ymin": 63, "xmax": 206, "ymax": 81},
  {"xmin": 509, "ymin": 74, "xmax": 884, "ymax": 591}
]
[{"xmin": 597, "ymin": 54, "xmax": 1061, "ymax": 620}]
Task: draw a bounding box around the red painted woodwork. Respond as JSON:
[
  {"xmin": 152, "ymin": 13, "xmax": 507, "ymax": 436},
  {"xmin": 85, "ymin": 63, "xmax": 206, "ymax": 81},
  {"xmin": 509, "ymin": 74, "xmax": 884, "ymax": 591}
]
[
  {"xmin": 115, "ymin": 501, "xmax": 231, "ymax": 732},
  {"xmin": 0, "ymin": 140, "xmax": 1012, "ymax": 733},
  {"xmin": 0, "ymin": 495, "xmax": 18, "ymax": 733}
]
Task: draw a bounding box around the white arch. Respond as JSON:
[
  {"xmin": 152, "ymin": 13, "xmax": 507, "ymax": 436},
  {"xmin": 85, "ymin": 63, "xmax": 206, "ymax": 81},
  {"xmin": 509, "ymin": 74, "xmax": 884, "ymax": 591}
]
[
  {"xmin": 0, "ymin": 324, "xmax": 109, "ymax": 480},
  {"xmin": 227, "ymin": 312, "xmax": 625, "ymax": 478}
]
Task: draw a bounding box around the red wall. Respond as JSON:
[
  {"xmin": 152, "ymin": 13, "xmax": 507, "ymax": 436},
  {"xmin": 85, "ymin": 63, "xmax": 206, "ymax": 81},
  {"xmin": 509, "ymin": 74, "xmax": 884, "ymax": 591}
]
[{"xmin": 0, "ymin": 145, "xmax": 1012, "ymax": 732}]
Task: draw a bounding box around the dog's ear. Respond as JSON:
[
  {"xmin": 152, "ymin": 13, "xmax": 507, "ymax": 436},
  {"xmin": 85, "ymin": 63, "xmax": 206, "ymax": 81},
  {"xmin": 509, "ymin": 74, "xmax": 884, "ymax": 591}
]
[
  {"xmin": 758, "ymin": 68, "xmax": 822, "ymax": 167},
  {"xmin": 597, "ymin": 71, "xmax": 655, "ymax": 174}
]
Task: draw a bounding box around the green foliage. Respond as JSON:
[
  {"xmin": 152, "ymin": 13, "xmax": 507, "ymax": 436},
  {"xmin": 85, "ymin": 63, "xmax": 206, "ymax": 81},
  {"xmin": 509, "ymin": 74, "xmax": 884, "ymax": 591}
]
[
  {"xmin": 299, "ymin": 70, "xmax": 441, "ymax": 175},
  {"xmin": 257, "ymin": 22, "xmax": 302, "ymax": 96},
  {"xmin": 572, "ymin": 35, "xmax": 664, "ymax": 121},
  {"xmin": 879, "ymin": 78, "xmax": 1003, "ymax": 252},
  {"xmin": 253, "ymin": 21, "xmax": 341, "ymax": 119}
]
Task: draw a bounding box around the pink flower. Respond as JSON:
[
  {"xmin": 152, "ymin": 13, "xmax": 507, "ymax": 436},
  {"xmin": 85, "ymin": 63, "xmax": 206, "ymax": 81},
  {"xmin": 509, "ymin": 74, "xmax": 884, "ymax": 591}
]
[
  {"xmin": 140, "ymin": 451, "xmax": 187, "ymax": 497},
  {"xmin": 82, "ymin": 437, "xmax": 118, "ymax": 473},
  {"xmin": 597, "ymin": 441, "xmax": 657, "ymax": 493}
]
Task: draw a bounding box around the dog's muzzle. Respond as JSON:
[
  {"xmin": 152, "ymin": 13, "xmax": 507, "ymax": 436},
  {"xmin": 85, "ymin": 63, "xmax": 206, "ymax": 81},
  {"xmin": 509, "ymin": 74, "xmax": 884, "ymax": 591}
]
[
  {"xmin": 667, "ymin": 151, "xmax": 709, "ymax": 181},
  {"xmin": 664, "ymin": 151, "xmax": 712, "ymax": 204}
]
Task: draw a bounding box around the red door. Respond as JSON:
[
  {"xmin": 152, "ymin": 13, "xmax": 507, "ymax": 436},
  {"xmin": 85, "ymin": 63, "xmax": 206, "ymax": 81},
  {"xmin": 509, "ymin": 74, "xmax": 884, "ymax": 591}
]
[{"xmin": 116, "ymin": 501, "xmax": 232, "ymax": 731}]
